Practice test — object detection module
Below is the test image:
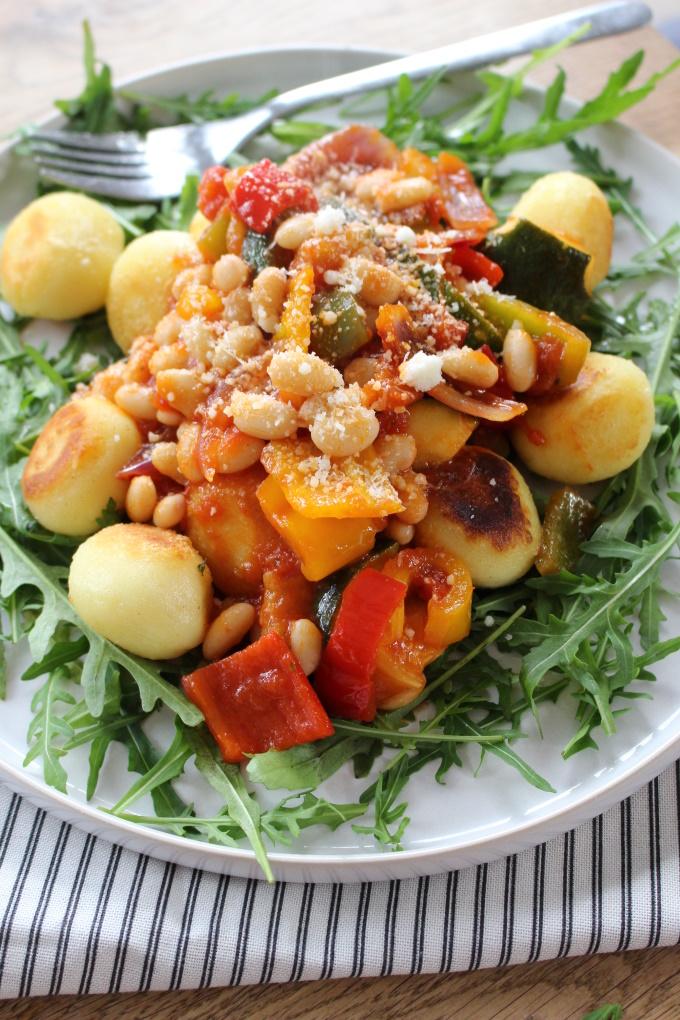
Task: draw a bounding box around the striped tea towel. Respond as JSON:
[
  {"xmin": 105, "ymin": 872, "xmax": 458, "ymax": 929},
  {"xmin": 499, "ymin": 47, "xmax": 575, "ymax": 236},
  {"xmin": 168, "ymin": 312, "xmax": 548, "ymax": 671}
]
[{"xmin": 0, "ymin": 763, "xmax": 678, "ymax": 998}]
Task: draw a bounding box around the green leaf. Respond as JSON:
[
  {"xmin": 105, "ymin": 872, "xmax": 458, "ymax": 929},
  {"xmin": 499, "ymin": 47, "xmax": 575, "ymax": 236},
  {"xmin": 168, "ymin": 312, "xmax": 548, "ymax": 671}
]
[
  {"xmin": 247, "ymin": 733, "xmax": 374, "ymax": 791},
  {"xmin": 185, "ymin": 726, "xmax": 273, "ymax": 882},
  {"xmin": 109, "ymin": 717, "xmax": 193, "ymax": 815},
  {"xmin": 23, "ymin": 667, "xmax": 76, "ymax": 793}
]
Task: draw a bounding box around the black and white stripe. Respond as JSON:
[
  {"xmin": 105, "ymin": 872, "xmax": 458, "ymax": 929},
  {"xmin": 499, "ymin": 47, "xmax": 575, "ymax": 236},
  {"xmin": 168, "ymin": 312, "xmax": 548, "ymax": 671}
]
[{"xmin": 1, "ymin": 769, "xmax": 680, "ymax": 998}]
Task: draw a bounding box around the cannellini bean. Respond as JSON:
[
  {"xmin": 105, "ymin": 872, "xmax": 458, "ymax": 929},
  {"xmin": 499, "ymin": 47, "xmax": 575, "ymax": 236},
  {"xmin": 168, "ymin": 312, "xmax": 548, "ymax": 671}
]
[
  {"xmin": 149, "ymin": 340, "xmax": 188, "ymax": 374},
  {"xmin": 229, "ymin": 390, "xmax": 299, "ymax": 440},
  {"xmin": 290, "ymin": 618, "xmax": 323, "ymax": 676},
  {"xmin": 354, "ymin": 169, "xmax": 403, "ymax": 201},
  {"xmin": 125, "ymin": 475, "xmax": 158, "ymax": 523},
  {"xmin": 441, "ymin": 347, "xmax": 499, "ymax": 389},
  {"xmin": 384, "ymin": 518, "xmax": 415, "ymax": 545},
  {"xmin": 373, "ymin": 434, "xmax": 417, "ymax": 476},
  {"xmin": 172, "ymin": 263, "xmax": 212, "ymax": 300},
  {"xmin": 268, "ymin": 348, "xmax": 342, "ymax": 396},
  {"xmin": 502, "ymin": 322, "xmax": 537, "ymax": 393},
  {"xmin": 0, "ymin": 192, "xmax": 124, "ymax": 321},
  {"xmin": 301, "ymin": 389, "xmax": 379, "ymax": 457},
  {"xmin": 212, "ymin": 324, "xmax": 263, "ymax": 374},
  {"xmin": 114, "ymin": 383, "xmax": 158, "ymax": 421},
  {"xmin": 223, "ymin": 285, "xmax": 254, "ymax": 325},
  {"xmin": 153, "ymin": 493, "xmax": 186, "ymax": 529},
  {"xmin": 212, "ymin": 254, "xmax": 250, "ymax": 294},
  {"xmin": 251, "ymin": 267, "xmax": 287, "ymax": 333},
  {"xmin": 274, "ymin": 214, "xmax": 316, "ymax": 250},
  {"xmin": 179, "ymin": 316, "xmax": 216, "ymax": 364},
  {"xmin": 153, "ymin": 312, "xmax": 183, "ymax": 348},
  {"xmin": 214, "ymin": 434, "xmax": 265, "ymax": 474},
  {"xmin": 395, "ymin": 470, "xmax": 429, "ymax": 525},
  {"xmin": 352, "ymin": 257, "xmax": 403, "ymax": 305},
  {"xmin": 68, "ymin": 523, "xmax": 213, "ymax": 659},
  {"xmin": 343, "ymin": 357, "xmax": 377, "ymax": 387},
  {"xmin": 151, "ymin": 441, "xmax": 186, "ymax": 485},
  {"xmin": 376, "ymin": 176, "xmax": 434, "ymax": 213},
  {"xmin": 176, "ymin": 422, "xmax": 204, "ymax": 483},
  {"xmin": 202, "ymin": 602, "xmax": 256, "ymax": 661},
  {"xmin": 155, "ymin": 368, "xmax": 205, "ymax": 418},
  {"xmin": 156, "ymin": 409, "xmax": 184, "ymax": 427}
]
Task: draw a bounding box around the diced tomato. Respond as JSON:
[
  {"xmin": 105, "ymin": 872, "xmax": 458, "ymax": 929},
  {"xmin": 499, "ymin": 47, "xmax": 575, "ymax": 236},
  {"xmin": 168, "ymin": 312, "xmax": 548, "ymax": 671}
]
[
  {"xmin": 528, "ymin": 337, "xmax": 566, "ymax": 396},
  {"xmin": 198, "ymin": 165, "xmax": 230, "ymax": 221},
  {"xmin": 284, "ymin": 125, "xmax": 400, "ymax": 181},
  {"xmin": 229, "ymin": 158, "xmax": 318, "ymax": 233},
  {"xmin": 313, "ymin": 568, "xmax": 408, "ymax": 722},
  {"xmin": 182, "ymin": 631, "xmax": 334, "ymax": 763},
  {"xmin": 431, "ymin": 153, "xmax": 497, "ymax": 243},
  {"xmin": 447, "ymin": 246, "xmax": 504, "ymax": 288}
]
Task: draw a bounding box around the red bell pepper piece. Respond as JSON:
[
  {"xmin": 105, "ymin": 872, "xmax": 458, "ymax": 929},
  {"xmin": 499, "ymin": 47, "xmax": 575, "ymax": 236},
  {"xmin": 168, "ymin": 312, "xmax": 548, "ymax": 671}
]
[
  {"xmin": 448, "ymin": 246, "xmax": 504, "ymax": 288},
  {"xmin": 229, "ymin": 158, "xmax": 318, "ymax": 233},
  {"xmin": 198, "ymin": 165, "xmax": 230, "ymax": 221},
  {"xmin": 182, "ymin": 631, "xmax": 334, "ymax": 763},
  {"xmin": 313, "ymin": 568, "xmax": 407, "ymax": 723}
]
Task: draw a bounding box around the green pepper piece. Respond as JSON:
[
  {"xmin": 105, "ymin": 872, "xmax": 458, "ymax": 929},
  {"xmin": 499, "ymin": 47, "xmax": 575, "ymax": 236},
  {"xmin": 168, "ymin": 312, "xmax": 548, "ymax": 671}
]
[
  {"xmin": 197, "ymin": 216, "xmax": 229, "ymax": 262},
  {"xmin": 474, "ymin": 291, "xmax": 591, "ymax": 387},
  {"xmin": 240, "ymin": 229, "xmax": 291, "ymax": 275},
  {"xmin": 310, "ymin": 289, "xmax": 371, "ymax": 363},
  {"xmin": 313, "ymin": 536, "xmax": 400, "ymax": 638},
  {"xmin": 536, "ymin": 487, "xmax": 596, "ymax": 575}
]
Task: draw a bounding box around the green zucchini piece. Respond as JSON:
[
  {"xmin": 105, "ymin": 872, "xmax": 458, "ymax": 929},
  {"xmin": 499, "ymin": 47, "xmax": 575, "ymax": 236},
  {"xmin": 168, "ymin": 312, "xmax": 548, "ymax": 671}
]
[
  {"xmin": 240, "ymin": 229, "xmax": 291, "ymax": 275},
  {"xmin": 412, "ymin": 256, "xmax": 502, "ymax": 351},
  {"xmin": 480, "ymin": 219, "xmax": 591, "ymax": 324},
  {"xmin": 313, "ymin": 536, "xmax": 400, "ymax": 638},
  {"xmin": 310, "ymin": 289, "xmax": 371, "ymax": 363}
]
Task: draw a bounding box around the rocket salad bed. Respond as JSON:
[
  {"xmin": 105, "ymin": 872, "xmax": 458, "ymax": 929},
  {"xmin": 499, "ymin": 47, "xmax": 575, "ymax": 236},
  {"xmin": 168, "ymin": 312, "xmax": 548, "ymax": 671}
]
[{"xmin": 1, "ymin": 29, "xmax": 679, "ymax": 881}]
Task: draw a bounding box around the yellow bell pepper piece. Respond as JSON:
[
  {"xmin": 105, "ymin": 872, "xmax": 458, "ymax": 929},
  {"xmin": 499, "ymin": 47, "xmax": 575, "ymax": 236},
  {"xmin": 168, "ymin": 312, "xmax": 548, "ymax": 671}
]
[
  {"xmin": 275, "ymin": 264, "xmax": 314, "ymax": 350},
  {"xmin": 261, "ymin": 438, "xmax": 403, "ymax": 519},
  {"xmin": 382, "ymin": 548, "xmax": 473, "ymax": 650},
  {"xmin": 256, "ymin": 475, "xmax": 382, "ymax": 581}
]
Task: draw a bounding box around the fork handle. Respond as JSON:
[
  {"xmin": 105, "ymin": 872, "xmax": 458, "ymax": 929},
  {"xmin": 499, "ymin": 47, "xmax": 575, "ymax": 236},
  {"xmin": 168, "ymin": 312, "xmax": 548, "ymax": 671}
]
[{"xmin": 266, "ymin": 2, "xmax": 650, "ymax": 119}]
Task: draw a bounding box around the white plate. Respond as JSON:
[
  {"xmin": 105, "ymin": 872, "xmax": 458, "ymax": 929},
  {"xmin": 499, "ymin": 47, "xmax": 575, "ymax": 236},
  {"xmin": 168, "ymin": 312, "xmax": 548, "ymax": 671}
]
[{"xmin": 1, "ymin": 46, "xmax": 679, "ymax": 884}]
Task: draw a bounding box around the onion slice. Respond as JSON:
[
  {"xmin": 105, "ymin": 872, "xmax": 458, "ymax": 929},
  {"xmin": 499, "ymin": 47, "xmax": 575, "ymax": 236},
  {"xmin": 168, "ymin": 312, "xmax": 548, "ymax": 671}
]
[{"xmin": 431, "ymin": 382, "xmax": 527, "ymax": 422}]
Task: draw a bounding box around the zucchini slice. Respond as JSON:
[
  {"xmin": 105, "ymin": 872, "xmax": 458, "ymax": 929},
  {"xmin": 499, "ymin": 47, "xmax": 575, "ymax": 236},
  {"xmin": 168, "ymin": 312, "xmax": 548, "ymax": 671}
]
[{"xmin": 480, "ymin": 219, "xmax": 591, "ymax": 323}]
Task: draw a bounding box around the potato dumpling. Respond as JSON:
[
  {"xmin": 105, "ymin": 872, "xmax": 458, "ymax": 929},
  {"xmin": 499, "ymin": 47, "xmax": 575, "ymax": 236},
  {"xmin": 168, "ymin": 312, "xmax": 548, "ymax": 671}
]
[
  {"xmin": 415, "ymin": 446, "xmax": 541, "ymax": 588},
  {"xmin": 511, "ymin": 352, "xmax": 655, "ymax": 484},
  {"xmin": 406, "ymin": 399, "xmax": 477, "ymax": 471},
  {"xmin": 0, "ymin": 192, "xmax": 124, "ymax": 320},
  {"xmin": 106, "ymin": 230, "xmax": 200, "ymax": 352},
  {"xmin": 69, "ymin": 523, "xmax": 213, "ymax": 659},
  {"xmin": 511, "ymin": 171, "xmax": 613, "ymax": 290},
  {"xmin": 22, "ymin": 395, "xmax": 142, "ymax": 536},
  {"xmin": 184, "ymin": 465, "xmax": 285, "ymax": 597}
]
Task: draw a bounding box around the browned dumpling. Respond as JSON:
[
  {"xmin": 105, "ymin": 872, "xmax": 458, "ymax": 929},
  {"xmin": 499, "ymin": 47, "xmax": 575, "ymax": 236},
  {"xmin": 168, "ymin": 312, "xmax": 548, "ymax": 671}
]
[
  {"xmin": 415, "ymin": 446, "xmax": 541, "ymax": 588},
  {"xmin": 22, "ymin": 395, "xmax": 142, "ymax": 536},
  {"xmin": 511, "ymin": 352, "xmax": 655, "ymax": 484}
]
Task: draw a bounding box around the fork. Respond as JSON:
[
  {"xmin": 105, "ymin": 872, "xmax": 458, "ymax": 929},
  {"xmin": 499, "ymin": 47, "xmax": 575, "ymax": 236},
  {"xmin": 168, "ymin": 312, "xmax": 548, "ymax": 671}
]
[{"xmin": 29, "ymin": 1, "xmax": 650, "ymax": 202}]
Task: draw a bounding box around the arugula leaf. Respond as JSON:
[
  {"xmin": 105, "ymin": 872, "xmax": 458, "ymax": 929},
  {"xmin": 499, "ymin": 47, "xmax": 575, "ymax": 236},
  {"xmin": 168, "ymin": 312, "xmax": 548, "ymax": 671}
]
[
  {"xmin": 247, "ymin": 733, "xmax": 374, "ymax": 791},
  {"xmin": 23, "ymin": 667, "xmax": 76, "ymax": 793},
  {"xmin": 54, "ymin": 22, "xmax": 129, "ymax": 133}
]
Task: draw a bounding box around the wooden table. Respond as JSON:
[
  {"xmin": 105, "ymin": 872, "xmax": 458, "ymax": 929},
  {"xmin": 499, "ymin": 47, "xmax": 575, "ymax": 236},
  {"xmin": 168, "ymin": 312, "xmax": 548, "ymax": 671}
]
[{"xmin": 3, "ymin": 1, "xmax": 680, "ymax": 1016}]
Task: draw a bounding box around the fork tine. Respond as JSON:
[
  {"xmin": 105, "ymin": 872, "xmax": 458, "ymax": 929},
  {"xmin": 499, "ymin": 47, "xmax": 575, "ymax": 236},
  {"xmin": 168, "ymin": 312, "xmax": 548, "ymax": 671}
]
[
  {"xmin": 30, "ymin": 140, "xmax": 147, "ymax": 167},
  {"xmin": 34, "ymin": 154, "xmax": 153, "ymax": 181},
  {"xmin": 37, "ymin": 167, "xmax": 167, "ymax": 202},
  {"xmin": 29, "ymin": 129, "xmax": 146, "ymax": 154}
]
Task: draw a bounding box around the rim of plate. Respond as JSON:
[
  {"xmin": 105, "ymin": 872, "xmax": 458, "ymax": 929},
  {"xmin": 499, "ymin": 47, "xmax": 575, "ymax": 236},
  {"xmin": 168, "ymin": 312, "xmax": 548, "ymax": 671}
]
[{"xmin": 2, "ymin": 43, "xmax": 679, "ymax": 882}]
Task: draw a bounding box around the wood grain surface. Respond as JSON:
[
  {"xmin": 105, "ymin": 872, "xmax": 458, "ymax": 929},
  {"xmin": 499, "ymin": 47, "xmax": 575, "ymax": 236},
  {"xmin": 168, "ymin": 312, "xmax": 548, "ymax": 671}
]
[{"xmin": 1, "ymin": 2, "xmax": 679, "ymax": 1017}]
